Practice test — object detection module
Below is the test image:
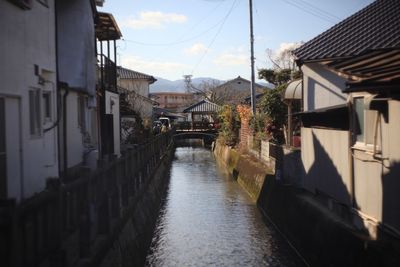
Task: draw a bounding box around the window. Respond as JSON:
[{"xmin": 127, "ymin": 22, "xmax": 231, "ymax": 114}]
[
  {"xmin": 29, "ymin": 89, "xmax": 41, "ymax": 136},
  {"xmin": 42, "ymin": 92, "xmax": 51, "ymax": 122},
  {"xmin": 353, "ymin": 96, "xmax": 379, "ymax": 147}
]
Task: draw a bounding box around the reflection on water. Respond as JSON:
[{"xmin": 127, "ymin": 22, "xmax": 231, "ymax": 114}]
[{"xmin": 145, "ymin": 147, "xmax": 305, "ymax": 266}]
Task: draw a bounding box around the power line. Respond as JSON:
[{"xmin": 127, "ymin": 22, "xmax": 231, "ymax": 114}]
[
  {"xmin": 191, "ymin": 0, "xmax": 239, "ymax": 75},
  {"xmin": 122, "ymin": 18, "xmax": 225, "ymax": 46},
  {"xmin": 122, "ymin": 1, "xmax": 227, "ymax": 47},
  {"xmin": 291, "ymin": 0, "xmax": 341, "ymax": 21},
  {"xmin": 280, "ymin": 0, "xmax": 338, "ymax": 24}
]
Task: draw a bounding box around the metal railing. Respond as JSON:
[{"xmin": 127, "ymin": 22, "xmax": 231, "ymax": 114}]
[
  {"xmin": 98, "ymin": 54, "xmax": 117, "ymax": 93},
  {"xmin": 0, "ymin": 132, "xmax": 173, "ymax": 267}
]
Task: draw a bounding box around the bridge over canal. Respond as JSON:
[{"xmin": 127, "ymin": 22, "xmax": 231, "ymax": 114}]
[{"xmin": 173, "ymin": 129, "xmax": 218, "ymax": 146}]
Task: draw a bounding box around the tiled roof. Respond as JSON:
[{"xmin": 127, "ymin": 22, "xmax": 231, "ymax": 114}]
[
  {"xmin": 117, "ymin": 66, "xmax": 157, "ymax": 83},
  {"xmin": 218, "ymin": 76, "xmax": 265, "ymax": 89},
  {"xmin": 183, "ymin": 99, "xmax": 220, "ymax": 113},
  {"xmin": 294, "ymin": 0, "xmax": 400, "ymax": 63}
]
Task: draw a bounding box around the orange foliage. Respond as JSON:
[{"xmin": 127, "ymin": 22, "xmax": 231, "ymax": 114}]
[{"xmin": 236, "ymin": 105, "xmax": 252, "ymax": 122}]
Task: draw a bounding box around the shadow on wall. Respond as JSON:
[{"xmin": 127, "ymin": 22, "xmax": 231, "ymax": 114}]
[
  {"xmin": 381, "ymin": 161, "xmax": 400, "ymax": 237},
  {"xmin": 306, "ymin": 132, "xmax": 352, "ymax": 206},
  {"xmin": 258, "ymin": 136, "xmax": 400, "ymax": 265}
]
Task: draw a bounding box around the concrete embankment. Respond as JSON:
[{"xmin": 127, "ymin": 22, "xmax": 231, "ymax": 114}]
[
  {"xmin": 99, "ymin": 146, "xmax": 174, "ymax": 267},
  {"xmin": 213, "ymin": 141, "xmax": 400, "ymax": 267}
]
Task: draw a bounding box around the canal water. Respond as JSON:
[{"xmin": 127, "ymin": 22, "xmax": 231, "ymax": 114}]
[{"xmin": 145, "ymin": 147, "xmax": 305, "ymax": 266}]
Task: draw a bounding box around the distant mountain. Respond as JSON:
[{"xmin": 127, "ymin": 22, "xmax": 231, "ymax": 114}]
[
  {"xmin": 149, "ymin": 77, "xmax": 273, "ymax": 93},
  {"xmin": 150, "ymin": 77, "xmax": 222, "ymax": 93}
]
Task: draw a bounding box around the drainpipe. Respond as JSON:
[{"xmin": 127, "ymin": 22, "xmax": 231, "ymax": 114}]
[
  {"xmin": 54, "ymin": 1, "xmax": 69, "ymax": 180},
  {"xmin": 62, "ymin": 86, "xmax": 69, "ymax": 178},
  {"xmin": 348, "ymin": 96, "xmax": 355, "ymax": 207},
  {"xmin": 54, "ymin": 0, "xmax": 62, "ymax": 179}
]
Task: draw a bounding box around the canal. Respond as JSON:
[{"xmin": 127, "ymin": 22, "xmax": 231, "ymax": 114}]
[{"xmin": 145, "ymin": 146, "xmax": 306, "ymax": 266}]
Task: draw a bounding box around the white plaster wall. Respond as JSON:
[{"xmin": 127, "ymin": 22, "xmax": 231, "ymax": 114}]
[
  {"xmin": 118, "ymin": 79, "xmax": 149, "ymax": 97},
  {"xmin": 302, "ymin": 63, "xmax": 348, "ymax": 111},
  {"xmin": 66, "ymin": 91, "xmax": 84, "ymax": 168},
  {"xmin": 57, "ymin": 0, "xmax": 96, "ymax": 96},
  {"xmin": 352, "ymin": 99, "xmax": 400, "ymax": 230},
  {"xmin": 0, "ymin": 1, "xmax": 58, "ymax": 201},
  {"xmin": 301, "ymin": 127, "xmax": 352, "ymax": 205},
  {"xmin": 106, "ymin": 91, "xmax": 121, "ymax": 157},
  {"xmin": 132, "ymin": 97, "xmax": 153, "ymax": 120},
  {"xmin": 118, "ymin": 79, "xmax": 153, "ymax": 119},
  {"xmin": 4, "ymin": 98, "xmax": 22, "ymax": 200}
]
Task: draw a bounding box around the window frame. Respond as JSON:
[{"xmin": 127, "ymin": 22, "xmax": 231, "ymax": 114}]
[
  {"xmin": 351, "ymin": 93, "xmax": 380, "ymax": 152},
  {"xmin": 42, "ymin": 91, "xmax": 52, "ymax": 123},
  {"xmin": 29, "ymin": 88, "xmax": 42, "ymax": 137}
]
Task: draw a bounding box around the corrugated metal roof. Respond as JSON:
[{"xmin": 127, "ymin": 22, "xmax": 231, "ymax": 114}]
[
  {"xmin": 294, "ymin": 0, "xmax": 400, "ymax": 63},
  {"xmin": 96, "ymin": 12, "xmax": 122, "ymax": 41},
  {"xmin": 117, "ymin": 67, "xmax": 157, "ymax": 84},
  {"xmin": 183, "ymin": 99, "xmax": 220, "ymax": 113},
  {"xmin": 284, "ymin": 80, "xmax": 302, "ymax": 100}
]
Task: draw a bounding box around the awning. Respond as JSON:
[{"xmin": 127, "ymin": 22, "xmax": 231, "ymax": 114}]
[
  {"xmin": 298, "ymin": 104, "xmax": 349, "ymax": 130},
  {"xmin": 284, "ymin": 79, "xmax": 302, "ymax": 100},
  {"xmin": 325, "ymin": 48, "xmax": 400, "ymax": 92},
  {"xmin": 96, "ymin": 12, "xmax": 122, "ymax": 41}
]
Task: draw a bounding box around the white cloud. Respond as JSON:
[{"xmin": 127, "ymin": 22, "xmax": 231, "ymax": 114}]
[
  {"xmin": 184, "ymin": 43, "xmax": 209, "ymax": 56},
  {"xmin": 213, "ymin": 48, "xmax": 249, "ymax": 67},
  {"xmin": 120, "ymin": 11, "xmax": 187, "ymax": 30},
  {"xmin": 120, "ymin": 55, "xmax": 188, "ymax": 77},
  {"xmin": 274, "ymin": 42, "xmax": 302, "ymax": 57}
]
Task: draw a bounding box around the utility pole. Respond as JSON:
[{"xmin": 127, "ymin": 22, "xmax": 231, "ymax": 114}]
[{"xmin": 249, "ymin": 0, "xmax": 256, "ymax": 115}]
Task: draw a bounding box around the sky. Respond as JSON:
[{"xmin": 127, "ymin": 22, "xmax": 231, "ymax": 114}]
[{"xmin": 99, "ymin": 0, "xmax": 374, "ymax": 82}]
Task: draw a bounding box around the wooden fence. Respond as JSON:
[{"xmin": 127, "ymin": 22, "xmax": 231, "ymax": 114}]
[{"xmin": 0, "ymin": 132, "xmax": 173, "ymax": 267}]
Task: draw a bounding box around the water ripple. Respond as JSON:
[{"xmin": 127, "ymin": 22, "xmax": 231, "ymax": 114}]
[{"xmin": 145, "ymin": 147, "xmax": 304, "ymax": 267}]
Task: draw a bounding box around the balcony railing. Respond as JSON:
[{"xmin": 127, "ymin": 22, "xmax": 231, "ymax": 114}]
[{"xmin": 97, "ymin": 54, "xmax": 117, "ymax": 93}]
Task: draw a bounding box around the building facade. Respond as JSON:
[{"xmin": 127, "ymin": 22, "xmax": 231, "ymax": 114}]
[
  {"xmin": 0, "ymin": 0, "xmax": 121, "ymax": 201},
  {"xmin": 151, "ymin": 92, "xmax": 194, "ymax": 111},
  {"xmin": 294, "ymin": 0, "xmax": 400, "ymax": 237},
  {"xmin": 57, "ymin": 0, "xmax": 99, "ymax": 174},
  {"xmin": 1, "ymin": 0, "xmax": 58, "ymax": 201},
  {"xmin": 117, "ymin": 66, "xmax": 156, "ymax": 122}
]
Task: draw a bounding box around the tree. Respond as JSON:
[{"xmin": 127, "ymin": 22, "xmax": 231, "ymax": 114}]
[
  {"xmin": 183, "ymin": 75, "xmax": 227, "ymax": 104},
  {"xmin": 257, "ymin": 84, "xmax": 287, "ymax": 144},
  {"xmin": 252, "ymin": 43, "xmax": 304, "ymax": 144},
  {"xmin": 259, "ymin": 42, "xmax": 302, "ymax": 86},
  {"xmin": 258, "ymin": 68, "xmax": 293, "ymax": 86},
  {"xmin": 218, "ymin": 105, "xmax": 240, "ymax": 146},
  {"xmin": 265, "ymin": 42, "xmax": 302, "ymax": 71}
]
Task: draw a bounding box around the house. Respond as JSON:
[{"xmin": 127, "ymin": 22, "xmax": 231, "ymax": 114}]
[
  {"xmin": 96, "ymin": 12, "xmax": 122, "ymax": 158},
  {"xmin": 294, "ymin": 0, "xmax": 400, "ymax": 237},
  {"xmin": 1, "ymin": 0, "xmax": 58, "ymax": 201},
  {"xmin": 182, "ymin": 99, "xmax": 220, "ymax": 129},
  {"xmin": 56, "ymin": 0, "xmax": 100, "ymax": 175},
  {"xmin": 151, "ymin": 92, "xmax": 194, "ymax": 111},
  {"xmin": 213, "ymin": 76, "xmax": 265, "ymax": 105},
  {"xmin": 0, "ymin": 0, "xmax": 121, "ymax": 202},
  {"xmin": 117, "ymin": 66, "xmax": 156, "ymax": 122}
]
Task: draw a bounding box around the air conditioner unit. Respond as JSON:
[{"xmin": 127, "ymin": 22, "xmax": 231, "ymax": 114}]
[
  {"xmin": 95, "ymin": 0, "xmax": 104, "ymax": 7},
  {"xmin": 8, "ymin": 0, "xmax": 32, "ymax": 9}
]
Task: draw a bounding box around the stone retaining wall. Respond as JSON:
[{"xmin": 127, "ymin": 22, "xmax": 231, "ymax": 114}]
[
  {"xmin": 99, "ymin": 147, "xmax": 174, "ymax": 267},
  {"xmin": 213, "ymin": 141, "xmax": 400, "ymax": 267}
]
